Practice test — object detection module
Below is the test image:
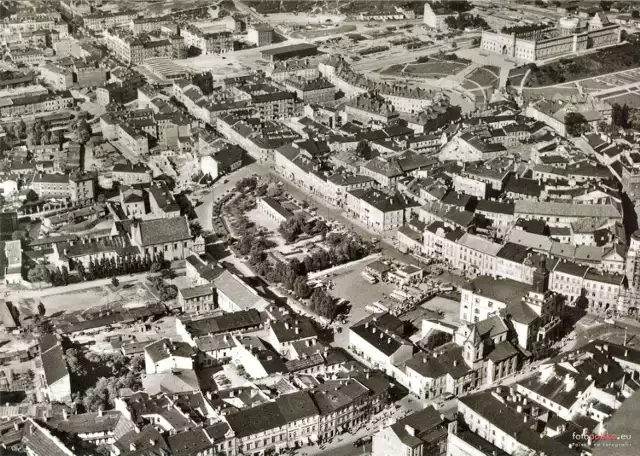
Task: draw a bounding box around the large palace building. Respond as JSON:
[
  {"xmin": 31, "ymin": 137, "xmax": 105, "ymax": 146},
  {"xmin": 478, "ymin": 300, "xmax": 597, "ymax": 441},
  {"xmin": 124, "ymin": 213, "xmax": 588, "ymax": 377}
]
[{"xmin": 480, "ymin": 12, "xmax": 620, "ymax": 63}]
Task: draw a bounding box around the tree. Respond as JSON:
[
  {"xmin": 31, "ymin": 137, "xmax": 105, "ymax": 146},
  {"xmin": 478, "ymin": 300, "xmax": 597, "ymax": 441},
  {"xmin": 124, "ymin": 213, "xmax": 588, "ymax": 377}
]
[
  {"xmin": 190, "ymin": 221, "xmax": 203, "ymax": 238},
  {"xmin": 76, "ymin": 262, "xmax": 85, "ymax": 281},
  {"xmin": 294, "ymin": 276, "xmax": 312, "ymax": 299},
  {"xmin": 161, "ymin": 268, "xmax": 176, "ymax": 280},
  {"xmin": 130, "ymin": 354, "xmax": 145, "ymax": 373},
  {"xmin": 266, "ymin": 182, "xmax": 281, "ymax": 197},
  {"xmin": 111, "ymin": 277, "xmax": 119, "ymax": 288},
  {"xmin": 24, "ymin": 189, "xmax": 38, "ymax": 202},
  {"xmin": 65, "ymin": 348, "xmax": 86, "ymax": 377},
  {"xmin": 310, "ymin": 288, "xmax": 336, "ymax": 320},
  {"xmin": 28, "ymin": 263, "xmax": 51, "ymax": 285},
  {"xmin": 75, "ymin": 118, "xmax": 92, "ymax": 143},
  {"xmin": 37, "ymin": 302, "xmax": 46, "ymax": 317},
  {"xmin": 61, "ymin": 265, "xmax": 69, "ymax": 285},
  {"xmin": 564, "ymin": 112, "xmax": 589, "ymax": 137},
  {"xmin": 633, "ymin": 10, "xmax": 640, "ymax": 19},
  {"xmin": 355, "ymin": 140, "xmax": 371, "ymax": 159},
  {"xmin": 278, "ymin": 214, "xmax": 306, "ymax": 243},
  {"xmin": 11, "ymin": 230, "xmax": 23, "ymax": 241},
  {"xmin": 150, "ymin": 261, "xmax": 162, "ymax": 273},
  {"xmin": 160, "ymin": 285, "xmax": 178, "ymax": 302},
  {"xmin": 16, "ymin": 119, "xmax": 26, "ymax": 138}
]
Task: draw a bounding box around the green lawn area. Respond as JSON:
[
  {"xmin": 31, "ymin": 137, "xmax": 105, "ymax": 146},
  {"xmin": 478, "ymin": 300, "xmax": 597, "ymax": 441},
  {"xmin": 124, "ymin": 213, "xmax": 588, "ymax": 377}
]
[{"xmin": 525, "ymin": 43, "xmax": 640, "ymax": 87}]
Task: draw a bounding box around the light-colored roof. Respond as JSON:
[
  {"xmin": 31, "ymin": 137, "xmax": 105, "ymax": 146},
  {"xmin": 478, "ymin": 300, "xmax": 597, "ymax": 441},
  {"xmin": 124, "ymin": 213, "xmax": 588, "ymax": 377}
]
[
  {"xmin": 457, "ymin": 233, "xmax": 502, "ymax": 256},
  {"xmin": 514, "ymin": 201, "xmax": 622, "ymax": 219},
  {"xmin": 506, "ymin": 229, "xmax": 553, "ymax": 252},
  {"xmin": 213, "ymin": 270, "xmax": 270, "ymax": 311}
]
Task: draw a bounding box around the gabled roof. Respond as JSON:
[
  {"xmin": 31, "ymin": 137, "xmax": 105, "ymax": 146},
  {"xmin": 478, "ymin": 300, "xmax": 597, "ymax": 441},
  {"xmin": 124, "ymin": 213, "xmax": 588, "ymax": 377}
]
[
  {"xmin": 40, "ymin": 343, "xmax": 69, "ymax": 386},
  {"xmin": 136, "ymin": 217, "xmax": 191, "ymax": 246},
  {"xmin": 213, "ymin": 270, "xmax": 270, "ymax": 311}
]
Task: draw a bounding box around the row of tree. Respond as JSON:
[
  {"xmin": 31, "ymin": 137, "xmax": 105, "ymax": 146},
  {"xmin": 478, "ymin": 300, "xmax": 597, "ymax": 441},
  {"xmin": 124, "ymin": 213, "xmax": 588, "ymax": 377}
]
[{"xmin": 27, "ymin": 254, "xmax": 166, "ymax": 286}]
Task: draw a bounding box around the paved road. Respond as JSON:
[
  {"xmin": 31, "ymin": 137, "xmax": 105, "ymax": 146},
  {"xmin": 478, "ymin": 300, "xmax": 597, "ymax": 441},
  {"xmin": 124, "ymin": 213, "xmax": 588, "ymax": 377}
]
[{"xmin": 193, "ymin": 166, "xmax": 257, "ymax": 231}]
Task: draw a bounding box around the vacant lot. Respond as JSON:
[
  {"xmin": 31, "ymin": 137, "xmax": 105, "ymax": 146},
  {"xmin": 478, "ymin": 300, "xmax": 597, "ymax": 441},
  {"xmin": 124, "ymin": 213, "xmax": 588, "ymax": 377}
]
[{"xmin": 38, "ymin": 281, "xmax": 155, "ymax": 315}]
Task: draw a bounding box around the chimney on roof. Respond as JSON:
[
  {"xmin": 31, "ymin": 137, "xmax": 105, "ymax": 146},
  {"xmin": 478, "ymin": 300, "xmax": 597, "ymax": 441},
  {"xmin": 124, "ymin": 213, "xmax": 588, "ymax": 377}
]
[
  {"xmin": 405, "ymin": 425, "xmax": 415, "ymax": 437},
  {"xmin": 603, "ymin": 364, "xmax": 609, "ymax": 373},
  {"xmin": 98, "ymin": 407, "xmax": 103, "ymax": 417},
  {"xmin": 285, "ymin": 322, "xmax": 290, "ymax": 330},
  {"xmin": 295, "ymin": 327, "xmax": 300, "ymax": 335},
  {"xmin": 130, "ymin": 443, "xmax": 137, "ymax": 451},
  {"xmin": 149, "ymin": 439, "xmax": 156, "ymax": 447},
  {"xmin": 62, "ymin": 409, "xmax": 68, "ymax": 420}
]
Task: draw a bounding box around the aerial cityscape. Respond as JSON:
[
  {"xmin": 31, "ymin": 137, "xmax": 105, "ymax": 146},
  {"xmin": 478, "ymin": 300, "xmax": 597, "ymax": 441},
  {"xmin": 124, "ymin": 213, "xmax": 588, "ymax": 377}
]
[{"xmin": 2, "ymin": 0, "xmax": 640, "ymax": 455}]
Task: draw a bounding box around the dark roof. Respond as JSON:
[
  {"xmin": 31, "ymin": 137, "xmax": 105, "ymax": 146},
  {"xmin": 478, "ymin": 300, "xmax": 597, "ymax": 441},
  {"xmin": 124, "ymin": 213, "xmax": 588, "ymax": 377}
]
[
  {"xmin": 167, "ymin": 428, "xmax": 213, "ymax": 456},
  {"xmin": 276, "ymin": 391, "xmax": 319, "ymax": 422},
  {"xmin": 260, "ymin": 196, "xmax": 293, "ymax": 220},
  {"xmin": 113, "ymin": 425, "xmax": 169, "ymax": 455},
  {"xmin": 496, "ymin": 242, "xmax": 530, "ymax": 263},
  {"xmin": 145, "ymin": 338, "xmax": 194, "ymax": 363},
  {"xmin": 505, "ymin": 176, "xmax": 542, "ymax": 197},
  {"xmin": 462, "ymin": 276, "xmax": 530, "ymax": 305},
  {"xmin": 39, "ymin": 334, "xmax": 59, "ymax": 354},
  {"xmin": 41, "ymin": 344, "xmax": 69, "ymax": 387},
  {"xmin": 183, "ymin": 309, "xmax": 263, "ymax": 336},
  {"xmin": 137, "ymin": 217, "xmax": 190, "ymax": 246},
  {"xmin": 48, "ymin": 411, "xmax": 122, "ymax": 435},
  {"xmin": 405, "ymin": 344, "xmax": 469, "ymax": 379},
  {"xmin": 23, "ymin": 419, "xmax": 73, "ymax": 456},
  {"xmin": 271, "ymin": 316, "xmax": 317, "ymax": 343},
  {"xmin": 112, "ymin": 163, "xmax": 150, "ymax": 174},
  {"xmin": 476, "ymin": 199, "xmax": 514, "ymax": 215},
  {"xmin": 348, "ymin": 188, "xmax": 415, "ymax": 213},
  {"xmin": 212, "ymin": 145, "xmax": 244, "ymax": 169},
  {"xmin": 260, "ymin": 43, "xmax": 318, "ymax": 56},
  {"xmin": 390, "ymin": 406, "xmax": 448, "ymax": 448},
  {"xmin": 554, "ymin": 260, "xmax": 588, "ymax": 277},
  {"xmin": 148, "ymin": 183, "xmax": 179, "ymax": 214},
  {"xmin": 350, "ymin": 315, "xmax": 411, "ymax": 357},
  {"xmin": 225, "ymin": 402, "xmax": 285, "ymax": 438}
]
